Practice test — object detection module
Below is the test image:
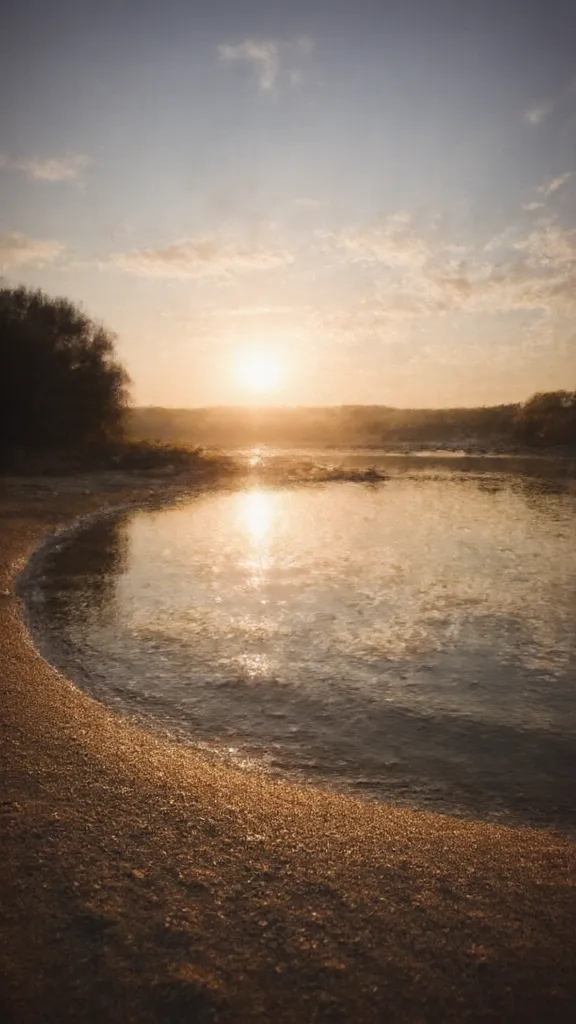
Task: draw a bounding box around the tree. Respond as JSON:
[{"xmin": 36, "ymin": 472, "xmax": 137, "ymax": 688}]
[
  {"xmin": 515, "ymin": 390, "xmax": 576, "ymax": 446},
  {"xmin": 0, "ymin": 285, "xmax": 130, "ymax": 465}
]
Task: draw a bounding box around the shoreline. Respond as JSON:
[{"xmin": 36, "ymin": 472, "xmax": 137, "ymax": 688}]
[{"xmin": 2, "ymin": 473, "xmax": 576, "ymax": 1022}]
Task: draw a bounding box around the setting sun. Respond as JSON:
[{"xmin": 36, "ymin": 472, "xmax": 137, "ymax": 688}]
[{"xmin": 235, "ymin": 348, "xmax": 284, "ymax": 395}]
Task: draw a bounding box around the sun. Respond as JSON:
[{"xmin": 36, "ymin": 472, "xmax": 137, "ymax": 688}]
[{"xmin": 235, "ymin": 348, "xmax": 283, "ymax": 395}]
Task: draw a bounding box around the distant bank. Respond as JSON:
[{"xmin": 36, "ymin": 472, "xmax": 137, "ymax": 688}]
[{"xmin": 129, "ymin": 391, "xmax": 576, "ymax": 452}]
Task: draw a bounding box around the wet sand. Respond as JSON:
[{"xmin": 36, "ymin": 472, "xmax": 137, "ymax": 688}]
[{"xmin": 1, "ymin": 473, "xmax": 575, "ymax": 1023}]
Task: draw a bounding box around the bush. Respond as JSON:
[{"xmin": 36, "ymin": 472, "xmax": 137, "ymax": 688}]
[
  {"xmin": 0, "ymin": 285, "xmax": 130, "ymax": 467},
  {"xmin": 97, "ymin": 440, "xmax": 207, "ymax": 471}
]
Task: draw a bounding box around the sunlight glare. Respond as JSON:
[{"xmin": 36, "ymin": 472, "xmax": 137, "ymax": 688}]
[
  {"xmin": 235, "ymin": 348, "xmax": 283, "ymax": 395},
  {"xmin": 240, "ymin": 490, "xmax": 275, "ymax": 543}
]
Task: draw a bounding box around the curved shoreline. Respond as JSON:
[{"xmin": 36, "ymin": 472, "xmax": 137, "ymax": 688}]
[
  {"xmin": 16, "ymin": 490, "xmax": 193, "ymax": 694},
  {"xmin": 1, "ymin": 473, "xmax": 576, "ymax": 1022}
]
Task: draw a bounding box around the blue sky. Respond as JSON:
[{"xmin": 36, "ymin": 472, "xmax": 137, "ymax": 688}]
[{"xmin": 1, "ymin": 0, "xmax": 575, "ymax": 406}]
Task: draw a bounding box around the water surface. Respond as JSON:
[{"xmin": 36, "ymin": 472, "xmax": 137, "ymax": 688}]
[{"xmin": 28, "ymin": 461, "xmax": 576, "ymax": 829}]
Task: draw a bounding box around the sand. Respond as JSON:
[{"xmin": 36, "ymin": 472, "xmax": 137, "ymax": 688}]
[{"xmin": 1, "ymin": 473, "xmax": 575, "ymax": 1023}]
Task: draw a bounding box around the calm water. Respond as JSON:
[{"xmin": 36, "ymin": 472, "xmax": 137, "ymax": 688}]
[{"xmin": 26, "ymin": 458, "xmax": 576, "ymax": 829}]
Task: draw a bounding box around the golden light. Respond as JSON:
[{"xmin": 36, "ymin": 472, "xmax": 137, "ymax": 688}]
[
  {"xmin": 240, "ymin": 489, "xmax": 275, "ymax": 543},
  {"xmin": 235, "ymin": 348, "xmax": 284, "ymax": 395},
  {"xmin": 237, "ymin": 489, "xmax": 277, "ymax": 589}
]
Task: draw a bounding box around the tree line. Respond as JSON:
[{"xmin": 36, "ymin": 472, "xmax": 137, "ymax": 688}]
[{"xmin": 130, "ymin": 394, "xmax": 576, "ymax": 450}]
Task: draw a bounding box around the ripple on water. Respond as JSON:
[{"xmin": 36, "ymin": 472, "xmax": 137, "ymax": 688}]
[{"xmin": 25, "ymin": 463, "xmax": 576, "ymax": 831}]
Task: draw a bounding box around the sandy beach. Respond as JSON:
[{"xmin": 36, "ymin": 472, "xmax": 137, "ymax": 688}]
[{"xmin": 1, "ymin": 474, "xmax": 575, "ymax": 1023}]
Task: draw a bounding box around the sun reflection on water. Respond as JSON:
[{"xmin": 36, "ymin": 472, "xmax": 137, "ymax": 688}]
[
  {"xmin": 240, "ymin": 489, "xmax": 275, "ymax": 545},
  {"xmin": 235, "ymin": 489, "xmax": 279, "ymax": 676},
  {"xmin": 248, "ymin": 446, "xmax": 263, "ymax": 468},
  {"xmin": 236, "ymin": 489, "xmax": 279, "ymax": 598}
]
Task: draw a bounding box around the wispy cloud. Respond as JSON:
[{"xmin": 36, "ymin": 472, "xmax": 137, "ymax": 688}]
[
  {"xmin": 0, "ymin": 153, "xmax": 89, "ymax": 182},
  {"xmin": 320, "ymin": 213, "xmax": 576, "ymax": 330},
  {"xmin": 322, "ymin": 213, "xmax": 431, "ymax": 269},
  {"xmin": 107, "ymin": 210, "xmax": 576, "ymax": 336},
  {"xmin": 217, "ymin": 36, "xmax": 314, "ymax": 93},
  {"xmin": 524, "ymin": 77, "xmax": 576, "ymax": 125},
  {"xmin": 218, "ymin": 40, "xmax": 280, "ymax": 92},
  {"xmin": 524, "ymin": 102, "xmax": 553, "ymax": 125},
  {"xmin": 0, "ymin": 233, "xmax": 65, "ymax": 267},
  {"xmin": 413, "ymin": 223, "xmax": 576, "ymax": 317},
  {"xmin": 107, "ymin": 237, "xmax": 294, "ymax": 279},
  {"xmin": 538, "ymin": 171, "xmax": 572, "ymax": 196},
  {"xmin": 512, "ymin": 222, "xmax": 576, "ymax": 267},
  {"xmin": 522, "ymin": 201, "xmax": 545, "ymax": 212}
]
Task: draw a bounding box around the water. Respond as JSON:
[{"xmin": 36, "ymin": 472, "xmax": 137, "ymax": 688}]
[{"xmin": 25, "ymin": 457, "xmax": 576, "ymax": 829}]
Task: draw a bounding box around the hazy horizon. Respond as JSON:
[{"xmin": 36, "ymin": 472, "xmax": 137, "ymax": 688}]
[
  {"xmin": 131, "ymin": 399, "xmax": 520, "ymax": 412},
  {"xmin": 2, "ymin": 0, "xmax": 575, "ymax": 408}
]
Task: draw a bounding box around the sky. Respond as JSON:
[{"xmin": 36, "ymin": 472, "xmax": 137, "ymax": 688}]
[{"xmin": 1, "ymin": 0, "xmax": 575, "ymax": 408}]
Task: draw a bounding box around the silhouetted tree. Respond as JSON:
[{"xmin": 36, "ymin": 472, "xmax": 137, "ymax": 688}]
[
  {"xmin": 0, "ymin": 285, "xmax": 130, "ymax": 466},
  {"xmin": 515, "ymin": 391, "xmax": 576, "ymax": 446}
]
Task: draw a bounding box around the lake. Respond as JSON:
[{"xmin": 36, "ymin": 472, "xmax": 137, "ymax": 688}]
[{"xmin": 25, "ymin": 454, "xmax": 576, "ymax": 830}]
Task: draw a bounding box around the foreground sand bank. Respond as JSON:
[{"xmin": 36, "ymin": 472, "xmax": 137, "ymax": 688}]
[{"xmin": 1, "ymin": 474, "xmax": 575, "ymax": 1023}]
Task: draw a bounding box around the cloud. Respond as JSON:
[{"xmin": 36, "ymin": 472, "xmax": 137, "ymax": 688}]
[
  {"xmin": 538, "ymin": 171, "xmax": 572, "ymax": 197},
  {"xmin": 108, "ymin": 214, "xmax": 576, "ymax": 333},
  {"xmin": 524, "ymin": 102, "xmax": 552, "ymax": 125},
  {"xmin": 512, "ymin": 222, "xmax": 576, "ymax": 267},
  {"xmin": 107, "ymin": 237, "xmax": 294, "ymax": 279},
  {"xmin": 426, "ymin": 263, "xmax": 575, "ymax": 316},
  {"xmin": 519, "ymin": 173, "xmax": 572, "ymax": 213},
  {"xmin": 524, "ymin": 77, "xmax": 576, "ymax": 125},
  {"xmin": 217, "ymin": 36, "xmax": 314, "ymax": 93},
  {"xmin": 0, "ymin": 233, "xmax": 65, "ymax": 267},
  {"xmin": 323, "ymin": 206, "xmax": 576, "ymax": 317},
  {"xmin": 218, "ymin": 39, "xmax": 280, "ymax": 92},
  {"xmin": 420, "ymin": 222, "xmax": 576, "ymax": 317},
  {"xmin": 0, "ymin": 153, "xmax": 89, "ymax": 182},
  {"xmin": 322, "ymin": 213, "xmax": 431, "ymax": 269},
  {"xmin": 321, "ymin": 213, "xmax": 576, "ymax": 335}
]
